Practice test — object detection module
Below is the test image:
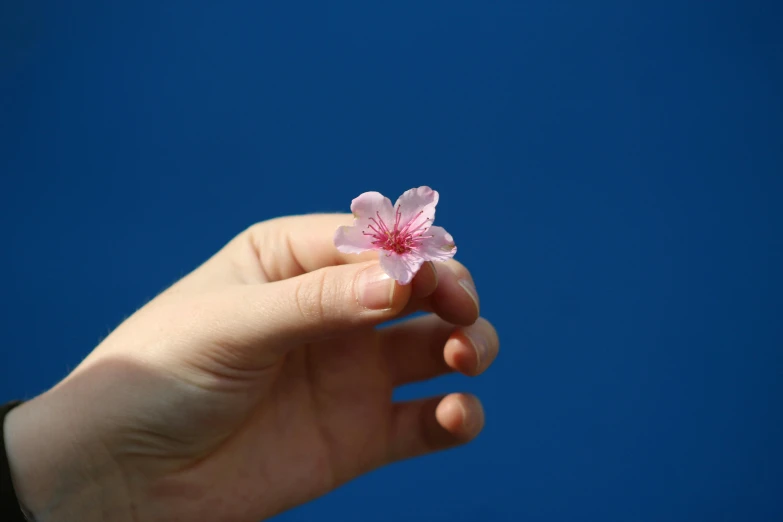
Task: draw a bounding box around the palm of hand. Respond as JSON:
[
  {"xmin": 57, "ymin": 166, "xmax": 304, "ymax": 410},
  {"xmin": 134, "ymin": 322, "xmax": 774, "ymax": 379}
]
[{"xmin": 170, "ymin": 331, "xmax": 395, "ymax": 521}]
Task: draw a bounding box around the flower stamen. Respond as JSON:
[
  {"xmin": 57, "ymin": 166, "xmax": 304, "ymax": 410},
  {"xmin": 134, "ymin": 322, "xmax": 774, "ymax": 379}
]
[{"xmin": 363, "ymin": 208, "xmax": 436, "ymax": 255}]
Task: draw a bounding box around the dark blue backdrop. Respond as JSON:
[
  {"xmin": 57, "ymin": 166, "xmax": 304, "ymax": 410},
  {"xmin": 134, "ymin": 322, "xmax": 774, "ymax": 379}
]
[{"xmin": 2, "ymin": 2, "xmax": 782, "ymax": 521}]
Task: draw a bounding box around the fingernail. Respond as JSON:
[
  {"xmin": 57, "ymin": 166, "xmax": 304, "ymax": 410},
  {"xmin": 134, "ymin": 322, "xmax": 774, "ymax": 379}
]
[
  {"xmin": 457, "ymin": 400, "xmax": 469, "ymax": 430},
  {"xmin": 458, "ymin": 279, "xmax": 480, "ymax": 313},
  {"xmin": 457, "ymin": 397, "xmax": 483, "ymax": 435},
  {"xmin": 412, "ymin": 261, "xmax": 438, "ymax": 299},
  {"xmin": 428, "ymin": 261, "xmax": 439, "ymax": 287},
  {"xmin": 357, "ymin": 264, "xmax": 395, "ymax": 310},
  {"xmin": 464, "ymin": 330, "xmax": 488, "ymax": 373}
]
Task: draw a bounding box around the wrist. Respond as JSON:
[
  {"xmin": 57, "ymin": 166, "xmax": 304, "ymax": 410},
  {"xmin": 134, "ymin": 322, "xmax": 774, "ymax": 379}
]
[{"xmin": 3, "ymin": 392, "xmax": 135, "ymax": 522}]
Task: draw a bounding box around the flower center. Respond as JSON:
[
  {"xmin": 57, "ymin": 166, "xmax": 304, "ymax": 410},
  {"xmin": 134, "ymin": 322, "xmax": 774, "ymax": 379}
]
[{"xmin": 363, "ymin": 208, "xmax": 432, "ymax": 255}]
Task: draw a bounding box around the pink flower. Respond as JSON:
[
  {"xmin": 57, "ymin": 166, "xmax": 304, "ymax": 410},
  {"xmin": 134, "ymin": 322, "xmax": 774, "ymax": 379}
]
[{"xmin": 334, "ymin": 186, "xmax": 457, "ymax": 284}]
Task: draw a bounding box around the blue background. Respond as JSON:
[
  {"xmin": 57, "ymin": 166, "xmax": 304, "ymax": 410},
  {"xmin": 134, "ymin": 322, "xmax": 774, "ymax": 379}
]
[{"xmin": 2, "ymin": 1, "xmax": 782, "ymax": 521}]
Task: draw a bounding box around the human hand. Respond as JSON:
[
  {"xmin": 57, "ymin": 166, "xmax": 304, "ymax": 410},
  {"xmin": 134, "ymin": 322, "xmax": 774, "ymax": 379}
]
[{"xmin": 4, "ymin": 214, "xmax": 499, "ymax": 522}]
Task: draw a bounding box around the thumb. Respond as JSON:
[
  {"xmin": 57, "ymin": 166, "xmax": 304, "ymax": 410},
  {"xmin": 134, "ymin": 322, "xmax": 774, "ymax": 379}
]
[{"xmin": 207, "ymin": 261, "xmax": 412, "ymax": 359}]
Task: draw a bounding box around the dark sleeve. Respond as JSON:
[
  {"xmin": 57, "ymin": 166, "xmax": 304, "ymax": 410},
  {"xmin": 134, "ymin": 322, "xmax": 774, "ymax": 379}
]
[{"xmin": 1, "ymin": 401, "xmax": 30, "ymax": 521}]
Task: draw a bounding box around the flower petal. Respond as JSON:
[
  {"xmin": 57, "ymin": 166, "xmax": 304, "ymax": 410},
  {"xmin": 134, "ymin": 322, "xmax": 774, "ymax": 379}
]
[
  {"xmin": 417, "ymin": 225, "xmax": 457, "ymax": 262},
  {"xmin": 334, "ymin": 225, "xmax": 374, "ymax": 254},
  {"xmin": 380, "ymin": 252, "xmax": 424, "ymax": 285},
  {"xmin": 351, "ymin": 191, "xmax": 395, "ymax": 225},
  {"xmin": 394, "ymin": 186, "xmax": 439, "ymax": 234}
]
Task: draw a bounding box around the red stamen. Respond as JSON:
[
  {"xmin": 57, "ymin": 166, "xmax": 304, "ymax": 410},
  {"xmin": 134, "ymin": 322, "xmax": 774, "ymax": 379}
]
[{"xmin": 365, "ymin": 209, "xmax": 432, "ymax": 255}]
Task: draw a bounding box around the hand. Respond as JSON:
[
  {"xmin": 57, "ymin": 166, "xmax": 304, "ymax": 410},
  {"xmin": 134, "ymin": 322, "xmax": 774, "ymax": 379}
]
[{"xmin": 4, "ymin": 214, "xmax": 499, "ymax": 522}]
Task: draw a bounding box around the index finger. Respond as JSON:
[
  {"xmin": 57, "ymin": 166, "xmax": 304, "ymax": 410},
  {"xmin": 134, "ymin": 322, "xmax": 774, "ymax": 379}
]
[
  {"xmin": 249, "ymin": 214, "xmax": 379, "ymax": 282},
  {"xmin": 166, "ymin": 214, "xmax": 377, "ymax": 293}
]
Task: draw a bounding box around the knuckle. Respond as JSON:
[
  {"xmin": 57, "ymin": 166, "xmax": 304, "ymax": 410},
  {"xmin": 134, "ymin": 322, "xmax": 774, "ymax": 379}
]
[
  {"xmin": 293, "ymin": 270, "xmax": 330, "ymax": 324},
  {"xmin": 242, "ymin": 221, "xmax": 272, "ymax": 247}
]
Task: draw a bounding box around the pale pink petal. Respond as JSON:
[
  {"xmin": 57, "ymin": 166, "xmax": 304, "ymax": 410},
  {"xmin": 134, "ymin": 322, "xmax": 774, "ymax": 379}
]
[
  {"xmin": 380, "ymin": 252, "xmax": 424, "ymax": 285},
  {"xmin": 394, "ymin": 186, "xmax": 439, "ymax": 234},
  {"xmin": 351, "ymin": 191, "xmax": 395, "ymax": 226},
  {"xmin": 334, "ymin": 225, "xmax": 374, "ymax": 254},
  {"xmin": 417, "ymin": 225, "xmax": 457, "ymax": 262}
]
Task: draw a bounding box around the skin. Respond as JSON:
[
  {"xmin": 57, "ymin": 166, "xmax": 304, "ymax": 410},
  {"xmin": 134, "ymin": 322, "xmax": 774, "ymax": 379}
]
[{"xmin": 3, "ymin": 214, "xmax": 499, "ymax": 522}]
